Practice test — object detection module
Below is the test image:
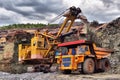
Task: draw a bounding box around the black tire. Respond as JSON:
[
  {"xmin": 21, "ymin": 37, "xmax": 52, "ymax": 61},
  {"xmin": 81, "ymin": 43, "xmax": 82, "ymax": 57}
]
[
  {"xmin": 101, "ymin": 58, "xmax": 111, "ymax": 72},
  {"xmin": 82, "ymin": 58, "xmax": 95, "ymax": 74},
  {"xmin": 62, "ymin": 70, "xmax": 71, "ymax": 74},
  {"xmin": 34, "ymin": 66, "xmax": 40, "ymax": 72},
  {"xmin": 39, "ymin": 66, "xmax": 44, "ymax": 72},
  {"xmin": 43, "ymin": 66, "xmax": 49, "ymax": 73}
]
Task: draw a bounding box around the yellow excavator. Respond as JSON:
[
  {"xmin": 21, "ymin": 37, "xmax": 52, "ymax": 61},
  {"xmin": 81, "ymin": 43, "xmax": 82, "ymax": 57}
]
[{"xmin": 18, "ymin": 6, "xmax": 83, "ymax": 72}]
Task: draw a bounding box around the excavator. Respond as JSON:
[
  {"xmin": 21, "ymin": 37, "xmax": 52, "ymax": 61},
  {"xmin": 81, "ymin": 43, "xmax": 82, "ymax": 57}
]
[{"xmin": 18, "ymin": 6, "xmax": 82, "ymax": 72}]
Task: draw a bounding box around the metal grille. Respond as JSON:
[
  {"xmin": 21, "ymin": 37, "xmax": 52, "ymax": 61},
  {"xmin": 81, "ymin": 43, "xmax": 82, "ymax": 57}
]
[{"xmin": 62, "ymin": 57, "xmax": 71, "ymax": 67}]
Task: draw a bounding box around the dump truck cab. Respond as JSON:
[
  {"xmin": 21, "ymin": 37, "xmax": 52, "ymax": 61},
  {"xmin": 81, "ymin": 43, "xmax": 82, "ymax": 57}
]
[{"xmin": 56, "ymin": 40, "xmax": 112, "ymax": 74}]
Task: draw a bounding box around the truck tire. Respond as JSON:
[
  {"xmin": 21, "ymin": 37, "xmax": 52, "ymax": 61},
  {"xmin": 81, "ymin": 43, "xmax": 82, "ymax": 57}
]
[
  {"xmin": 62, "ymin": 70, "xmax": 71, "ymax": 74},
  {"xmin": 101, "ymin": 58, "xmax": 111, "ymax": 72},
  {"xmin": 83, "ymin": 58, "xmax": 95, "ymax": 74}
]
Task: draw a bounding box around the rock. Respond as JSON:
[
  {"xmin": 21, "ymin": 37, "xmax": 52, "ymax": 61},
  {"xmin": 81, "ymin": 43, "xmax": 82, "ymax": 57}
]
[
  {"xmin": 91, "ymin": 17, "xmax": 120, "ymax": 74},
  {"xmin": 0, "ymin": 72, "xmax": 119, "ymax": 80}
]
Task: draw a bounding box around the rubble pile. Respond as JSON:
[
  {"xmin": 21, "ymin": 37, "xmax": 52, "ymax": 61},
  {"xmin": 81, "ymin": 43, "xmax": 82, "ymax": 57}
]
[
  {"xmin": 0, "ymin": 31, "xmax": 33, "ymax": 73},
  {"xmin": 92, "ymin": 17, "xmax": 120, "ymax": 73}
]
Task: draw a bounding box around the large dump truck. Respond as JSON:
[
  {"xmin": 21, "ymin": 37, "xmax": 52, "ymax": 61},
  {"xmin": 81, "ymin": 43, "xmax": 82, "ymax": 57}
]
[
  {"xmin": 18, "ymin": 6, "xmax": 83, "ymax": 72},
  {"xmin": 56, "ymin": 40, "xmax": 113, "ymax": 74}
]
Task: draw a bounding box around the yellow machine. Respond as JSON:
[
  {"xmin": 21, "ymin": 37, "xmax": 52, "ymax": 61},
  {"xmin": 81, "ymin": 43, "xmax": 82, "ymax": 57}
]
[
  {"xmin": 56, "ymin": 40, "xmax": 113, "ymax": 74},
  {"xmin": 18, "ymin": 6, "xmax": 82, "ymax": 72}
]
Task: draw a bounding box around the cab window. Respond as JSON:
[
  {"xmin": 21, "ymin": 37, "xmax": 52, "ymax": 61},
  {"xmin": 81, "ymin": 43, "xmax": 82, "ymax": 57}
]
[{"xmin": 77, "ymin": 45, "xmax": 88, "ymax": 54}]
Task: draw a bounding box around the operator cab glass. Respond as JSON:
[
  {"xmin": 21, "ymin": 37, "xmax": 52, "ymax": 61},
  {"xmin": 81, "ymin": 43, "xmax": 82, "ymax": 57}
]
[
  {"xmin": 61, "ymin": 47, "xmax": 69, "ymax": 55},
  {"xmin": 60, "ymin": 46, "xmax": 77, "ymax": 55},
  {"xmin": 55, "ymin": 47, "xmax": 62, "ymax": 56},
  {"xmin": 77, "ymin": 45, "xmax": 88, "ymax": 54},
  {"xmin": 59, "ymin": 44, "xmax": 89, "ymax": 55}
]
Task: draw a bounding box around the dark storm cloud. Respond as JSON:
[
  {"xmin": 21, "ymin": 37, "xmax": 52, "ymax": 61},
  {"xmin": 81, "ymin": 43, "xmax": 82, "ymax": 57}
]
[
  {"xmin": 1, "ymin": 1, "xmax": 34, "ymax": 16},
  {"xmin": 80, "ymin": 0, "xmax": 120, "ymax": 22},
  {"xmin": 0, "ymin": 15, "xmax": 10, "ymax": 20},
  {"xmin": 0, "ymin": 2, "xmax": 3, "ymax": 7},
  {"xmin": 101, "ymin": 0, "xmax": 114, "ymax": 8},
  {"xmin": 27, "ymin": 14, "xmax": 46, "ymax": 20},
  {"xmin": 34, "ymin": 1, "xmax": 65, "ymax": 14},
  {"xmin": 101, "ymin": 0, "xmax": 120, "ymax": 9},
  {"xmin": 16, "ymin": 0, "xmax": 40, "ymax": 7},
  {"xmin": 1, "ymin": 0, "xmax": 66, "ymax": 18},
  {"xmin": 0, "ymin": 14, "xmax": 19, "ymax": 26},
  {"xmin": 0, "ymin": 0, "xmax": 67, "ymax": 26},
  {"xmin": 0, "ymin": 0, "xmax": 120, "ymax": 26}
]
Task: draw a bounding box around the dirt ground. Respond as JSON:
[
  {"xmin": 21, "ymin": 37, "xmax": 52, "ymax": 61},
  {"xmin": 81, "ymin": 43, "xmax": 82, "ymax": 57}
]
[{"xmin": 0, "ymin": 71, "xmax": 119, "ymax": 80}]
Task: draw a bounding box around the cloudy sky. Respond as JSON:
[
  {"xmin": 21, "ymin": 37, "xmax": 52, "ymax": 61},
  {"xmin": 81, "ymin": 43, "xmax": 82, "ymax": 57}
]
[{"xmin": 0, "ymin": 0, "xmax": 120, "ymax": 26}]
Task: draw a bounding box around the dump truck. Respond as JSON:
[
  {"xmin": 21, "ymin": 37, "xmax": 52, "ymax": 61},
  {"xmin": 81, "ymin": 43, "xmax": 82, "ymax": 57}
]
[
  {"xmin": 18, "ymin": 6, "xmax": 83, "ymax": 72},
  {"xmin": 56, "ymin": 40, "xmax": 113, "ymax": 74}
]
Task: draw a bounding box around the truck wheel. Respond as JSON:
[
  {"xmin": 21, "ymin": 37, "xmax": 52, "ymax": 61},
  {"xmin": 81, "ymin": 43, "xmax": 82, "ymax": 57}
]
[
  {"xmin": 101, "ymin": 58, "xmax": 111, "ymax": 72},
  {"xmin": 63, "ymin": 70, "xmax": 71, "ymax": 74},
  {"xmin": 83, "ymin": 58, "xmax": 95, "ymax": 74}
]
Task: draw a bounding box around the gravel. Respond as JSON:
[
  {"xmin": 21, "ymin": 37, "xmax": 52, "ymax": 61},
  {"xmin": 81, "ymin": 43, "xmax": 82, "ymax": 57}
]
[
  {"xmin": 90, "ymin": 17, "xmax": 120, "ymax": 74},
  {"xmin": 0, "ymin": 71, "xmax": 120, "ymax": 80}
]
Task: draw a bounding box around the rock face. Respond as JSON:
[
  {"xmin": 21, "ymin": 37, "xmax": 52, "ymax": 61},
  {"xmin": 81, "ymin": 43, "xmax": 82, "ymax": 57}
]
[
  {"xmin": 91, "ymin": 17, "xmax": 120, "ymax": 73},
  {"xmin": 3, "ymin": 42, "xmax": 14, "ymax": 61},
  {"xmin": 0, "ymin": 31, "xmax": 33, "ymax": 73}
]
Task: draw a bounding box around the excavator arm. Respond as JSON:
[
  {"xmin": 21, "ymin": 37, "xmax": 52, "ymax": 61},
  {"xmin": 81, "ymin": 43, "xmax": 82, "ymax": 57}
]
[{"xmin": 42, "ymin": 6, "xmax": 83, "ymax": 57}]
